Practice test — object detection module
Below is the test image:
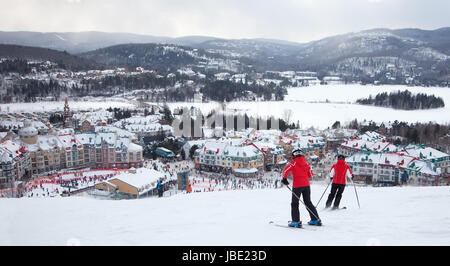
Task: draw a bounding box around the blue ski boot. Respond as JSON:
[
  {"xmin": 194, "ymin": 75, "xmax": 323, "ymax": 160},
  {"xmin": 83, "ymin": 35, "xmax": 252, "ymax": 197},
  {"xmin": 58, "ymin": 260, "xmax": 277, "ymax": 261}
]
[
  {"xmin": 308, "ymin": 219, "xmax": 322, "ymax": 226},
  {"xmin": 288, "ymin": 221, "xmax": 302, "ymax": 228}
]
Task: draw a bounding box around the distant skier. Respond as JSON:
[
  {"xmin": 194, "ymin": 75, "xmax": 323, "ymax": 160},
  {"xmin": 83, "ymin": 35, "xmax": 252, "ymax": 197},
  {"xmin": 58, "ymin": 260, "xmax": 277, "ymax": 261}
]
[
  {"xmin": 325, "ymin": 155, "xmax": 353, "ymax": 210},
  {"xmin": 401, "ymin": 170, "xmax": 409, "ymax": 186},
  {"xmin": 273, "ymin": 172, "xmax": 280, "ymax": 188},
  {"xmin": 282, "ymin": 148, "xmax": 322, "ymax": 227},
  {"xmin": 186, "ymin": 184, "xmax": 192, "ymax": 194},
  {"xmin": 156, "ymin": 179, "xmax": 163, "ymax": 198}
]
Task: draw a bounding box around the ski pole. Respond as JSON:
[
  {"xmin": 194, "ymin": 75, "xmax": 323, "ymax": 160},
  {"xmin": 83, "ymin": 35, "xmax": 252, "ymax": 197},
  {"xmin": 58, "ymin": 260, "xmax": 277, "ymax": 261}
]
[
  {"xmin": 350, "ymin": 178, "xmax": 360, "ymax": 209},
  {"xmin": 284, "ymin": 185, "xmax": 320, "ymax": 221},
  {"xmin": 315, "ymin": 180, "xmax": 331, "ymax": 208}
]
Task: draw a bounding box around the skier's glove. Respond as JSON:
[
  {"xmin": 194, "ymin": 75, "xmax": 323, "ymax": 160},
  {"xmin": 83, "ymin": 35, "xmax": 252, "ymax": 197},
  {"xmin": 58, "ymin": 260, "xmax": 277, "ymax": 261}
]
[{"xmin": 281, "ymin": 179, "xmax": 289, "ymax": 186}]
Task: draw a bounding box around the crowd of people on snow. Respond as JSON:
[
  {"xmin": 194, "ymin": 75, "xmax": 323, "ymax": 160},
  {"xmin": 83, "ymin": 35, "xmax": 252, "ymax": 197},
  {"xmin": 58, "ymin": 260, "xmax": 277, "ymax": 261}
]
[
  {"xmin": 20, "ymin": 172, "xmax": 121, "ymax": 198},
  {"xmin": 188, "ymin": 170, "xmax": 280, "ymax": 193}
]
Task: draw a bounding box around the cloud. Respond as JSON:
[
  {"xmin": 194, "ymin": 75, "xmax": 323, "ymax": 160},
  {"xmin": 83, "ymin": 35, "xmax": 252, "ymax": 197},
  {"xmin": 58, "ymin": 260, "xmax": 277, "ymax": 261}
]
[{"xmin": 0, "ymin": 0, "xmax": 448, "ymax": 43}]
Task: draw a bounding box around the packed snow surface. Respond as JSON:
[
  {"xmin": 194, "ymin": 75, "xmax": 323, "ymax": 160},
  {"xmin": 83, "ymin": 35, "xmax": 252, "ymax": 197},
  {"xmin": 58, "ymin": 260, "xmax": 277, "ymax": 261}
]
[{"xmin": 1, "ymin": 184, "xmax": 449, "ymax": 246}]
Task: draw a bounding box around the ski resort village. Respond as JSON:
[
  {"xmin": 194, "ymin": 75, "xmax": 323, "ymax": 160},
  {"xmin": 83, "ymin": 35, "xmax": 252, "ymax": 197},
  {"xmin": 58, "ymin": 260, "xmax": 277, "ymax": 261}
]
[
  {"xmin": 0, "ymin": 95, "xmax": 449, "ymax": 198},
  {"xmin": 1, "ymin": 53, "xmax": 450, "ymax": 246},
  {"xmin": 1, "ymin": 27, "xmax": 450, "ymax": 246}
]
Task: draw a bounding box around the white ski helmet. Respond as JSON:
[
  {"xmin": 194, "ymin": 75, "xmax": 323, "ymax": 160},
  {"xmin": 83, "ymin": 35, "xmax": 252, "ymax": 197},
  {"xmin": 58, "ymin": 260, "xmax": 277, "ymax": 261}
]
[{"xmin": 292, "ymin": 148, "xmax": 304, "ymax": 158}]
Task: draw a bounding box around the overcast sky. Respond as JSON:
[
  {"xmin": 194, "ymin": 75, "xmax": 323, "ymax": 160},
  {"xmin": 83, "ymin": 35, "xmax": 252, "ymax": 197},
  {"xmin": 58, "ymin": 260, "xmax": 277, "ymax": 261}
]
[{"xmin": 0, "ymin": 0, "xmax": 449, "ymax": 43}]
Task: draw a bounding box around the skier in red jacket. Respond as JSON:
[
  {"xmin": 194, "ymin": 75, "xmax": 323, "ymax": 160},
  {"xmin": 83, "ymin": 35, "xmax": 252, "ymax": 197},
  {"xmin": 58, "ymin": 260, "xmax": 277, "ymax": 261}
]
[
  {"xmin": 325, "ymin": 155, "xmax": 354, "ymax": 210},
  {"xmin": 282, "ymin": 148, "xmax": 321, "ymax": 227}
]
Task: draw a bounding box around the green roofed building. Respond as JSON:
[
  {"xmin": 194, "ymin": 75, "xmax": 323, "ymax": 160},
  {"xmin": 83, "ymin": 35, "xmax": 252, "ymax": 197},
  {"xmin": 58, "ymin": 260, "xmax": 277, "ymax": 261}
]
[{"xmin": 155, "ymin": 147, "xmax": 175, "ymax": 159}]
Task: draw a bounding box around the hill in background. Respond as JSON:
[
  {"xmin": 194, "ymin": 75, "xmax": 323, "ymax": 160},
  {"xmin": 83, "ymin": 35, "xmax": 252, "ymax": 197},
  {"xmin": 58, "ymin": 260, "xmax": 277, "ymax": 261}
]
[
  {"xmin": 0, "ymin": 28, "xmax": 449, "ymax": 83},
  {"xmin": 0, "ymin": 44, "xmax": 102, "ymax": 71}
]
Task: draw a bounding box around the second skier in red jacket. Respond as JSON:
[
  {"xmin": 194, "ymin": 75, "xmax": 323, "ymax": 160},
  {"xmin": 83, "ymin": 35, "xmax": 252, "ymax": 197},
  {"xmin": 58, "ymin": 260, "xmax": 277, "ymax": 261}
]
[{"xmin": 325, "ymin": 155, "xmax": 354, "ymax": 210}]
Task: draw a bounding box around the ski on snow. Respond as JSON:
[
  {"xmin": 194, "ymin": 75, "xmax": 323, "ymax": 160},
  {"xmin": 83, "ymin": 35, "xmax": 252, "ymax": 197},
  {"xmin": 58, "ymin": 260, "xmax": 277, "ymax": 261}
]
[
  {"xmin": 321, "ymin": 207, "xmax": 347, "ymax": 211},
  {"xmin": 269, "ymin": 221, "xmax": 320, "ymax": 230},
  {"xmin": 269, "ymin": 221, "xmax": 305, "ymax": 229},
  {"xmin": 330, "ymin": 207, "xmax": 347, "ymax": 211}
]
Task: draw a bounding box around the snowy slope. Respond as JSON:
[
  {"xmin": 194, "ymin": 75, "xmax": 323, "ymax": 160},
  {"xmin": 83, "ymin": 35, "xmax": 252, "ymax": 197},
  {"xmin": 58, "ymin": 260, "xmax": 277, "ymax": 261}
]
[{"xmin": 1, "ymin": 184, "xmax": 449, "ymax": 246}]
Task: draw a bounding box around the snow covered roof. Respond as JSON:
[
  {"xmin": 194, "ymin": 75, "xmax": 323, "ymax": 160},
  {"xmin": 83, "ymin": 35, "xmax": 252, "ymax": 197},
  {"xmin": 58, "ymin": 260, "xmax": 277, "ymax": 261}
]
[
  {"xmin": 58, "ymin": 128, "xmax": 75, "ymax": 135},
  {"xmin": 322, "ymin": 128, "xmax": 358, "ymax": 139},
  {"xmin": 95, "ymin": 132, "xmax": 116, "ymax": 146},
  {"xmin": 200, "ymin": 141, "xmax": 229, "ymax": 156},
  {"xmin": 359, "ymin": 131, "xmax": 385, "ymax": 141},
  {"xmin": 195, "ymin": 139, "xmax": 262, "ymax": 159},
  {"xmin": 124, "ymin": 123, "xmax": 172, "ymax": 133},
  {"xmin": 58, "ymin": 134, "xmax": 82, "ymax": 149},
  {"xmin": 111, "ymin": 168, "xmax": 166, "ymax": 195},
  {"xmin": 0, "ymin": 139, "xmax": 27, "ymax": 163},
  {"xmin": 341, "ymin": 136, "xmax": 401, "ymax": 153},
  {"xmin": 18, "ymin": 126, "xmax": 38, "ymax": 138},
  {"xmin": 0, "ymin": 120, "xmax": 23, "ymax": 130},
  {"xmin": 403, "ymin": 145, "xmax": 449, "ymax": 161},
  {"xmin": 73, "ymin": 111, "xmax": 113, "ymax": 125},
  {"xmin": 0, "ymin": 120, "xmax": 48, "ymax": 132},
  {"xmin": 224, "ymin": 145, "xmax": 260, "ymax": 158},
  {"xmin": 75, "ymin": 131, "xmax": 142, "ymax": 153},
  {"xmin": 183, "ymin": 139, "xmax": 209, "ymax": 149},
  {"xmin": 116, "ymin": 115, "xmax": 162, "ymax": 126},
  {"xmin": 76, "ymin": 133, "xmax": 96, "ymax": 145},
  {"xmin": 23, "ymin": 135, "xmax": 62, "ymax": 152},
  {"xmin": 291, "ymin": 136, "xmax": 326, "ymax": 149},
  {"xmin": 95, "ymin": 126, "xmax": 136, "ymax": 139},
  {"xmin": 116, "ymin": 138, "xmax": 143, "ymax": 153}
]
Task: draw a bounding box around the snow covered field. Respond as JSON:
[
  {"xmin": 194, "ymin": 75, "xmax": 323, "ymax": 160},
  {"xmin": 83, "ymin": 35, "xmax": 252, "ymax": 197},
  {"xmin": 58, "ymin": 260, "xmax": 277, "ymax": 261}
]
[
  {"xmin": 166, "ymin": 84, "xmax": 450, "ymax": 129},
  {"xmin": 1, "ymin": 85, "xmax": 448, "ymax": 130},
  {"xmin": 0, "ymin": 98, "xmax": 134, "ymax": 113},
  {"xmin": 1, "ymin": 184, "xmax": 449, "ymax": 246},
  {"xmin": 285, "ymin": 84, "xmax": 450, "ymax": 103}
]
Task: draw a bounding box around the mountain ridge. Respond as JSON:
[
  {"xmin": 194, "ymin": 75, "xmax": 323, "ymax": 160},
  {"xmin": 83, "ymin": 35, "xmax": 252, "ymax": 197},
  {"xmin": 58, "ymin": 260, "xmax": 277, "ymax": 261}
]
[
  {"xmin": 0, "ymin": 44, "xmax": 102, "ymax": 71},
  {"xmin": 1, "ymin": 27, "xmax": 449, "ymax": 83}
]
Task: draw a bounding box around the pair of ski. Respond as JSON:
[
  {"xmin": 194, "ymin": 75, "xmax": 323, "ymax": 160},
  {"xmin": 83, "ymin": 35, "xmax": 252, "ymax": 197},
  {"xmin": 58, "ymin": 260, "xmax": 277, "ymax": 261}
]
[
  {"xmin": 270, "ymin": 207, "xmax": 346, "ymax": 230},
  {"xmin": 269, "ymin": 221, "xmax": 321, "ymax": 230},
  {"xmin": 324, "ymin": 206, "xmax": 347, "ymax": 211}
]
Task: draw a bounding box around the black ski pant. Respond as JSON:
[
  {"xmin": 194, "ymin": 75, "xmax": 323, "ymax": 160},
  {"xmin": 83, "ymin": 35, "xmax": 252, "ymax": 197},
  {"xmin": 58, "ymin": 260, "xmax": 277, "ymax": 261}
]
[
  {"xmin": 326, "ymin": 183, "xmax": 346, "ymax": 208},
  {"xmin": 291, "ymin": 186, "xmax": 320, "ymax": 222}
]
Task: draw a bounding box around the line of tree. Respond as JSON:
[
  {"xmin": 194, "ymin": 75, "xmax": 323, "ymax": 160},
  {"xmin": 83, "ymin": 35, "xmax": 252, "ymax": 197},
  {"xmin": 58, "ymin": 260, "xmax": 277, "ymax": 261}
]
[
  {"xmin": 80, "ymin": 72, "xmax": 201, "ymax": 101},
  {"xmin": 356, "ymin": 90, "xmax": 445, "ymax": 110},
  {"xmin": 3, "ymin": 79, "xmax": 66, "ymax": 103},
  {"xmin": 106, "ymin": 107, "xmax": 134, "ymax": 120},
  {"xmin": 176, "ymin": 110, "xmax": 296, "ymax": 138},
  {"xmin": 0, "ymin": 59, "xmax": 32, "ymax": 74},
  {"xmin": 49, "ymin": 113, "xmax": 64, "ymax": 124},
  {"xmin": 201, "ymin": 80, "xmax": 287, "ymax": 102}
]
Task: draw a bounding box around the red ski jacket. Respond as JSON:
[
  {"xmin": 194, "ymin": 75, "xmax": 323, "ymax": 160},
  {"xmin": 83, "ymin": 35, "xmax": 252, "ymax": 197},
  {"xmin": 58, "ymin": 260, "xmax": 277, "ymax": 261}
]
[
  {"xmin": 282, "ymin": 156, "xmax": 313, "ymax": 188},
  {"xmin": 330, "ymin": 159, "xmax": 353, "ymax": 185}
]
